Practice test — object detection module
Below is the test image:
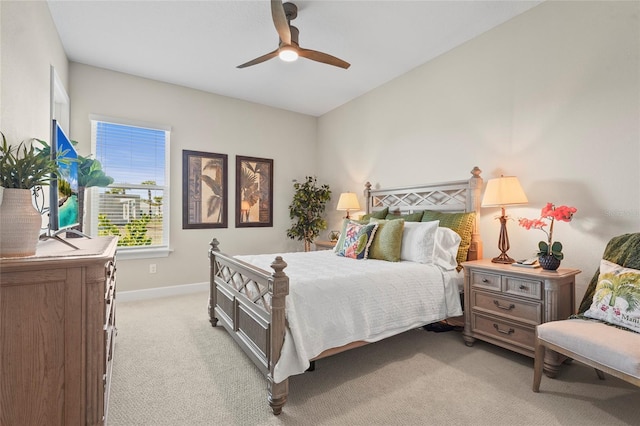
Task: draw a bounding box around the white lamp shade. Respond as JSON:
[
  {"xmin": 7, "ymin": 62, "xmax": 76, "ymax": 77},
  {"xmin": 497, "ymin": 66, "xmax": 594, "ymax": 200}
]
[
  {"xmin": 336, "ymin": 192, "xmax": 360, "ymax": 211},
  {"xmin": 481, "ymin": 176, "xmax": 528, "ymax": 207}
]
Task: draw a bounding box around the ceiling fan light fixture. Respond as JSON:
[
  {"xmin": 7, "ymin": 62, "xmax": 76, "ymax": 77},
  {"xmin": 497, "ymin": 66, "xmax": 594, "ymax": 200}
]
[{"xmin": 278, "ymin": 45, "xmax": 298, "ymax": 62}]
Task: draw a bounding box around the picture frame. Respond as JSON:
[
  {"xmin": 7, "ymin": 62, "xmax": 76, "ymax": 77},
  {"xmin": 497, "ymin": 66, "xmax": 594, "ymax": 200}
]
[
  {"xmin": 236, "ymin": 156, "xmax": 273, "ymax": 228},
  {"xmin": 182, "ymin": 150, "xmax": 228, "ymax": 229}
]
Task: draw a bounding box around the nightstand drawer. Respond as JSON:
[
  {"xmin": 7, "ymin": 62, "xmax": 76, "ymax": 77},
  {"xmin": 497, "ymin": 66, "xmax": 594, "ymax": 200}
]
[
  {"xmin": 472, "ymin": 313, "xmax": 535, "ymax": 350},
  {"xmin": 503, "ymin": 276, "xmax": 542, "ymax": 300},
  {"xmin": 472, "ymin": 291, "xmax": 542, "ymax": 324},
  {"xmin": 470, "ymin": 271, "xmax": 501, "ymax": 291}
]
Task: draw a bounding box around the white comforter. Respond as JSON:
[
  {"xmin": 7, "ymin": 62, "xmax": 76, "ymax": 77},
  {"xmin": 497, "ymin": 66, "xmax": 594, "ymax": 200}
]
[{"xmin": 236, "ymin": 250, "xmax": 462, "ymax": 383}]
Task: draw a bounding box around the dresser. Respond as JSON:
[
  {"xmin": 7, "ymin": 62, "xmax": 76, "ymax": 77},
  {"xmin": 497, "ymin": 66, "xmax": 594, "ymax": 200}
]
[
  {"xmin": 0, "ymin": 236, "xmax": 117, "ymax": 425},
  {"xmin": 462, "ymin": 259, "xmax": 580, "ymax": 372}
]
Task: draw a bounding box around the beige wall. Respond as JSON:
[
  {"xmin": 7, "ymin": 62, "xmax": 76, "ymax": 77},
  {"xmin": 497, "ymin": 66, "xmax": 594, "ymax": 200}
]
[
  {"xmin": 3, "ymin": 1, "xmax": 639, "ymax": 303},
  {"xmin": 70, "ymin": 63, "xmax": 317, "ymax": 291},
  {"xmin": 0, "ymin": 0, "xmax": 68, "ymax": 145},
  {"xmin": 317, "ymin": 0, "xmax": 640, "ymax": 303}
]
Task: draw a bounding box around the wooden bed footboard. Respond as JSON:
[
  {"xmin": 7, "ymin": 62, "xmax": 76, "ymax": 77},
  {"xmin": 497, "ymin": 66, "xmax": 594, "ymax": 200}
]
[{"xmin": 208, "ymin": 238, "xmax": 290, "ymax": 415}]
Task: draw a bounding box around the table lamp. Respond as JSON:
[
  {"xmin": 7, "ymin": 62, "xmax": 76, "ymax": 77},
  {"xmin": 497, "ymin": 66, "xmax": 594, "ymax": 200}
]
[
  {"xmin": 337, "ymin": 192, "xmax": 360, "ymax": 219},
  {"xmin": 481, "ymin": 176, "xmax": 528, "ymax": 264}
]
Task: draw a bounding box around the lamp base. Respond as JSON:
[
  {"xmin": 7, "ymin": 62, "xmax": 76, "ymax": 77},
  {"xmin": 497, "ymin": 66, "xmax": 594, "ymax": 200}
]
[
  {"xmin": 491, "ymin": 253, "xmax": 515, "ymax": 264},
  {"xmin": 492, "ymin": 209, "xmax": 514, "ymax": 264}
]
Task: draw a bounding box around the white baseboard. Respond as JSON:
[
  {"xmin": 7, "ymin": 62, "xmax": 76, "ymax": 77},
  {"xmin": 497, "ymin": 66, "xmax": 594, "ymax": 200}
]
[{"xmin": 118, "ymin": 282, "xmax": 208, "ymax": 302}]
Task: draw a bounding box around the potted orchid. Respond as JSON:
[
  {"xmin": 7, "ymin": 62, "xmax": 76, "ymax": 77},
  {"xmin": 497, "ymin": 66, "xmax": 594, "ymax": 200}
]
[{"xmin": 518, "ymin": 203, "xmax": 577, "ymax": 270}]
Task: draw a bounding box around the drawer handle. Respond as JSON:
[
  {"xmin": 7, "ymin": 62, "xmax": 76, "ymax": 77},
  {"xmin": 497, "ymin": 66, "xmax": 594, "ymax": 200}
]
[
  {"xmin": 482, "ymin": 278, "xmax": 489, "ymax": 283},
  {"xmin": 519, "ymin": 285, "xmax": 528, "ymax": 290},
  {"xmin": 493, "ymin": 324, "xmax": 515, "ymax": 335},
  {"xmin": 493, "ymin": 300, "xmax": 515, "ymax": 311}
]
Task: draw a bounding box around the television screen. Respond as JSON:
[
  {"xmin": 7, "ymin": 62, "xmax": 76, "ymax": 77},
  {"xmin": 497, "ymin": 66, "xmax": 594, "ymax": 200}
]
[{"xmin": 49, "ymin": 119, "xmax": 79, "ymax": 232}]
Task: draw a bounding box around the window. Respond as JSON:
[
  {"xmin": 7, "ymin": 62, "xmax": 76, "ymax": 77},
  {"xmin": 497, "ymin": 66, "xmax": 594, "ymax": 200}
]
[{"xmin": 89, "ymin": 116, "xmax": 170, "ymax": 257}]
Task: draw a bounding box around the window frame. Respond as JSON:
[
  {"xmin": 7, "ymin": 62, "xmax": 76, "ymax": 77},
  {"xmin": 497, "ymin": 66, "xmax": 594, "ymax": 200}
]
[{"xmin": 88, "ymin": 114, "xmax": 172, "ymax": 259}]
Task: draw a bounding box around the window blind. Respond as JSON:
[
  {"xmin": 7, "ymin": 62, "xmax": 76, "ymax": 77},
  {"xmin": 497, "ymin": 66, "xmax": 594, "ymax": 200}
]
[{"xmin": 90, "ymin": 119, "xmax": 170, "ymax": 250}]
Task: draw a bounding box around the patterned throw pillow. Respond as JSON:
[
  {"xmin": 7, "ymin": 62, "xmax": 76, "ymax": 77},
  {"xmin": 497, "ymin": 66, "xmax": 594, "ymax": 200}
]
[
  {"xmin": 333, "ymin": 218, "xmax": 351, "ymax": 253},
  {"xmin": 368, "ymin": 218, "xmax": 405, "ymax": 262},
  {"xmin": 421, "ymin": 210, "xmax": 475, "ymax": 265},
  {"xmin": 584, "ymin": 259, "xmax": 640, "ymax": 333},
  {"xmin": 336, "ymin": 222, "xmax": 378, "ymax": 260}
]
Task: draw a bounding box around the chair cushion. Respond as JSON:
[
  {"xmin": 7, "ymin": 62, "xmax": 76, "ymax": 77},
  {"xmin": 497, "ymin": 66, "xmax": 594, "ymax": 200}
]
[{"xmin": 537, "ymin": 319, "xmax": 640, "ymax": 379}]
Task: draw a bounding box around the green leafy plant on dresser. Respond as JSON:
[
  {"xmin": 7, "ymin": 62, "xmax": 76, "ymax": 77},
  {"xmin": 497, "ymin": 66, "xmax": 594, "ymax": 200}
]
[{"xmin": 0, "ymin": 132, "xmax": 59, "ymax": 257}]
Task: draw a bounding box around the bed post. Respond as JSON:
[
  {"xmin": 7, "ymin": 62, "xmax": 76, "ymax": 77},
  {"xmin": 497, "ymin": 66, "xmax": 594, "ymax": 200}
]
[
  {"xmin": 267, "ymin": 256, "xmax": 290, "ymax": 415},
  {"xmin": 208, "ymin": 238, "xmax": 220, "ymax": 327},
  {"xmin": 364, "ymin": 181, "xmax": 372, "ymax": 214},
  {"xmin": 468, "ymin": 167, "xmax": 483, "ymax": 261}
]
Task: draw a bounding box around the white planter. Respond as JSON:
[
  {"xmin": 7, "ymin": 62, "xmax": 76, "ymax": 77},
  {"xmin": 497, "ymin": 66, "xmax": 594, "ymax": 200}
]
[{"xmin": 0, "ymin": 188, "xmax": 42, "ymax": 257}]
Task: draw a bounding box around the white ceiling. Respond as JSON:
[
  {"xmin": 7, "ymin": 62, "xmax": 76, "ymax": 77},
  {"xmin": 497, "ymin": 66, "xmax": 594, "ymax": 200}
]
[{"xmin": 47, "ymin": 0, "xmax": 541, "ymax": 117}]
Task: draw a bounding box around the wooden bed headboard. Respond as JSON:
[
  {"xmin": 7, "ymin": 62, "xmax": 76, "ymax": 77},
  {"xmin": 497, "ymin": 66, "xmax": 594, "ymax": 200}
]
[{"xmin": 364, "ymin": 166, "xmax": 483, "ymax": 261}]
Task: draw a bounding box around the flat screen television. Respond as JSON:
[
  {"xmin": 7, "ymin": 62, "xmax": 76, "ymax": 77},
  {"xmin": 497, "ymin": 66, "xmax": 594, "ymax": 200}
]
[{"xmin": 48, "ymin": 119, "xmax": 80, "ymax": 233}]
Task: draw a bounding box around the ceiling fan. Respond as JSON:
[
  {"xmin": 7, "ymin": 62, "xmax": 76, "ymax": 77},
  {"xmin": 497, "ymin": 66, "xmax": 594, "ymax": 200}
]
[{"xmin": 237, "ymin": 1, "xmax": 350, "ymax": 69}]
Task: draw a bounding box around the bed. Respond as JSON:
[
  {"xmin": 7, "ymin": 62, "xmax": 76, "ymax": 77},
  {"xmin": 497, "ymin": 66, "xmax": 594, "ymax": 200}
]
[{"xmin": 208, "ymin": 167, "xmax": 484, "ymax": 414}]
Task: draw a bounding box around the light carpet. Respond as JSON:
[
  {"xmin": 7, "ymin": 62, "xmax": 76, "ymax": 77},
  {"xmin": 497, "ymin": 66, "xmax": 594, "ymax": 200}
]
[{"xmin": 108, "ymin": 291, "xmax": 638, "ymax": 426}]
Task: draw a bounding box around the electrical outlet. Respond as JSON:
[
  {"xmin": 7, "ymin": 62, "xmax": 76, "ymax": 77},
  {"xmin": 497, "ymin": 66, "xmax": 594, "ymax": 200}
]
[{"xmin": 149, "ymin": 264, "xmax": 157, "ymax": 274}]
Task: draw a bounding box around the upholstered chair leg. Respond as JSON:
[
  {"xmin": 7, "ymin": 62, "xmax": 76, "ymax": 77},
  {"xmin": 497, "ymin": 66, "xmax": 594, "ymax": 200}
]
[
  {"xmin": 595, "ymin": 369, "xmax": 606, "ymax": 380},
  {"xmin": 533, "ymin": 337, "xmax": 546, "ymax": 392}
]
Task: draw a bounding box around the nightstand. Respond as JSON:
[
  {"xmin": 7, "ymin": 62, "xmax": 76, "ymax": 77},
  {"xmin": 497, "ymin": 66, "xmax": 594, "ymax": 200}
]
[
  {"xmin": 314, "ymin": 240, "xmax": 337, "ymax": 250},
  {"xmin": 462, "ymin": 259, "xmax": 580, "ymax": 375}
]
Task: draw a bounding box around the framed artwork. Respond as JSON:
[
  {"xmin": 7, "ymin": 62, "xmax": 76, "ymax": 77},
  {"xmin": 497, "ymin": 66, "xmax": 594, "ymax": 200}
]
[
  {"xmin": 182, "ymin": 150, "xmax": 228, "ymax": 229},
  {"xmin": 236, "ymin": 156, "xmax": 273, "ymax": 228}
]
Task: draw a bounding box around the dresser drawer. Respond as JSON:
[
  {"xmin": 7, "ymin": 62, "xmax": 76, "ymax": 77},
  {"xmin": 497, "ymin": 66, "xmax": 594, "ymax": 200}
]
[
  {"xmin": 472, "ymin": 313, "xmax": 536, "ymax": 351},
  {"xmin": 503, "ymin": 276, "xmax": 542, "ymax": 300},
  {"xmin": 472, "ymin": 291, "xmax": 542, "ymax": 325},
  {"xmin": 470, "ymin": 270, "xmax": 501, "ymax": 291}
]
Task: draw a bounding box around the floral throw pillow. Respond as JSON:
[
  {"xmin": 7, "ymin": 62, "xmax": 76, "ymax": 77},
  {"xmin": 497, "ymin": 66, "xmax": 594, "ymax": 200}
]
[
  {"xmin": 336, "ymin": 222, "xmax": 378, "ymax": 260},
  {"xmin": 583, "ymin": 259, "xmax": 640, "ymax": 333}
]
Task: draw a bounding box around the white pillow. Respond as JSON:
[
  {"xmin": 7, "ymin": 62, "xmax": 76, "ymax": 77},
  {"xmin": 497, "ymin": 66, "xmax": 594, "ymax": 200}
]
[
  {"xmin": 433, "ymin": 227, "xmax": 462, "ymax": 271},
  {"xmin": 400, "ymin": 220, "xmax": 439, "ymax": 263}
]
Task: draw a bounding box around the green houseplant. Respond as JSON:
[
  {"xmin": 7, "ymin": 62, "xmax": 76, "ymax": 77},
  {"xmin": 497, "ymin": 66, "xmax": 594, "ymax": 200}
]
[
  {"xmin": 0, "ymin": 132, "xmax": 58, "ymax": 257},
  {"xmin": 73, "ymin": 153, "xmax": 114, "ymax": 235},
  {"xmin": 37, "ymin": 139, "xmax": 114, "ymax": 236},
  {"xmin": 0, "ymin": 133, "xmax": 57, "ymax": 189},
  {"xmin": 286, "ymin": 176, "xmax": 331, "ymax": 252}
]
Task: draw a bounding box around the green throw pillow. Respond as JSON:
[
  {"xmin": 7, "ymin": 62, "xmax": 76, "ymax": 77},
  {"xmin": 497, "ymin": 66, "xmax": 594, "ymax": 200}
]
[
  {"xmin": 368, "ymin": 218, "xmax": 405, "ymax": 262},
  {"xmin": 385, "ymin": 211, "xmax": 424, "ymax": 222},
  {"xmin": 359, "ymin": 207, "xmax": 389, "ymax": 222},
  {"xmin": 422, "ymin": 210, "xmax": 475, "ymax": 265}
]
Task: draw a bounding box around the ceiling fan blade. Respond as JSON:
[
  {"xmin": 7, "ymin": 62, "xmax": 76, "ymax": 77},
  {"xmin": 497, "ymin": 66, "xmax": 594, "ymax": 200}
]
[
  {"xmin": 298, "ymin": 48, "xmax": 351, "ymax": 69},
  {"xmin": 237, "ymin": 49, "xmax": 279, "ymax": 69},
  {"xmin": 271, "ymin": 0, "xmax": 291, "ymax": 45}
]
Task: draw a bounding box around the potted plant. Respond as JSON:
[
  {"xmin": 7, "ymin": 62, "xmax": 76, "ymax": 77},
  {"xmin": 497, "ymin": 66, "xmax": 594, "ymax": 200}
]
[
  {"xmin": 518, "ymin": 202, "xmax": 578, "ymax": 270},
  {"xmin": 286, "ymin": 176, "xmax": 331, "ymax": 251},
  {"xmin": 0, "ymin": 132, "xmax": 58, "ymax": 257},
  {"xmin": 37, "ymin": 140, "xmax": 114, "ymax": 236},
  {"xmin": 70, "ymin": 153, "xmax": 114, "ymax": 236}
]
